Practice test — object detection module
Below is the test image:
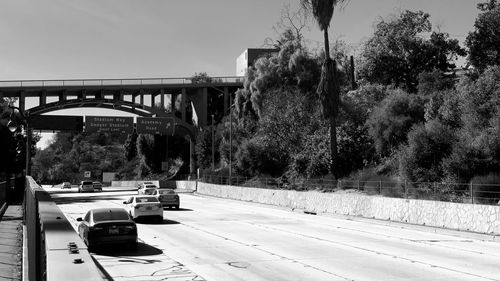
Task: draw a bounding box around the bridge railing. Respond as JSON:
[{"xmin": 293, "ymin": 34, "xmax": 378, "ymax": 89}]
[
  {"xmin": 24, "ymin": 176, "xmax": 104, "ymax": 281},
  {"xmin": 0, "ymin": 76, "xmax": 244, "ymax": 88}
]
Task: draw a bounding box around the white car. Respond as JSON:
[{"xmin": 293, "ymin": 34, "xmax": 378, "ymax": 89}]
[
  {"xmin": 138, "ymin": 184, "xmax": 159, "ymax": 195},
  {"xmin": 123, "ymin": 196, "xmax": 163, "ymax": 221}
]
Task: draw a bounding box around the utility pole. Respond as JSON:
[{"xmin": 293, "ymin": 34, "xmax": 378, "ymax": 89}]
[
  {"xmin": 211, "ymin": 114, "xmax": 215, "ymax": 172},
  {"xmin": 229, "ymin": 93, "xmax": 232, "ymax": 184}
]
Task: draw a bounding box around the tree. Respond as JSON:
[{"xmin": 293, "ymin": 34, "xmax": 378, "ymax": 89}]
[
  {"xmin": 194, "ymin": 125, "xmax": 221, "ymax": 171},
  {"xmin": 301, "ymin": 0, "xmax": 347, "ymax": 179},
  {"xmin": 124, "ymin": 131, "xmax": 138, "ymax": 161},
  {"xmin": 466, "ymin": 0, "xmax": 500, "ymax": 71},
  {"xmin": 367, "ymin": 88, "xmax": 426, "ymax": 158},
  {"xmin": 358, "ymin": 10, "xmax": 465, "ymax": 92},
  {"xmin": 440, "ymin": 65, "xmax": 500, "ymax": 182},
  {"xmin": 190, "ymin": 72, "xmax": 213, "ymax": 84},
  {"xmin": 399, "ymin": 120, "xmax": 456, "ymax": 183},
  {"xmin": 136, "ymin": 134, "xmax": 164, "ymax": 176},
  {"xmin": 264, "ymin": 3, "xmax": 308, "ymax": 49}
]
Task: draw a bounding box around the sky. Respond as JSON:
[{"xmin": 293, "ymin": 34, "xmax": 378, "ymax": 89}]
[{"xmin": 0, "ymin": 0, "xmax": 483, "ymax": 147}]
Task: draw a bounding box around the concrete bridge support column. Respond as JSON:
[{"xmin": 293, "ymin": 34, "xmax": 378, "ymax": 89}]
[
  {"xmin": 189, "ymin": 136, "xmax": 195, "ymax": 175},
  {"xmin": 114, "ymin": 90, "xmax": 124, "ymax": 101},
  {"xmin": 160, "ymin": 89, "xmax": 165, "ymax": 110},
  {"xmin": 59, "ymin": 91, "xmax": 67, "ymax": 102},
  {"xmin": 19, "ymin": 91, "xmax": 25, "ymax": 111},
  {"xmin": 40, "ymin": 90, "xmax": 46, "ymax": 106},
  {"xmin": 223, "ymin": 87, "xmax": 228, "ymax": 114},
  {"xmin": 181, "ymin": 88, "xmax": 186, "ymax": 122}
]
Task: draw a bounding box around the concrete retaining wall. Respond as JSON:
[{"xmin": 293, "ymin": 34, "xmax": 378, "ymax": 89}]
[
  {"xmin": 112, "ymin": 180, "xmax": 159, "ymax": 187},
  {"xmin": 111, "ymin": 180, "xmax": 196, "ymax": 190},
  {"xmin": 196, "ymin": 182, "xmax": 500, "ymax": 235}
]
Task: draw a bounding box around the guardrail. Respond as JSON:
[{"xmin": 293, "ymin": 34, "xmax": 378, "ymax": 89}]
[
  {"xmin": 24, "ymin": 176, "xmax": 105, "ymax": 281},
  {"xmin": 197, "ymin": 174, "xmax": 500, "ymax": 206},
  {"xmin": 0, "ymin": 76, "xmax": 244, "ymax": 88}
]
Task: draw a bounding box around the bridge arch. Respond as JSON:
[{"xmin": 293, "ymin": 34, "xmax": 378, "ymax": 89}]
[
  {"xmin": 26, "ymin": 98, "xmax": 197, "ymax": 176},
  {"xmin": 26, "ymin": 98, "xmax": 196, "ymax": 139}
]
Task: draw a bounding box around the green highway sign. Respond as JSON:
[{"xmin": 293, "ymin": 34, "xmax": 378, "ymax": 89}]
[
  {"xmin": 85, "ymin": 116, "xmax": 134, "ymax": 133},
  {"xmin": 136, "ymin": 117, "xmax": 175, "ymax": 135}
]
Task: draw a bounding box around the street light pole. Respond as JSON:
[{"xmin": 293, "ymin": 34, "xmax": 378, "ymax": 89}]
[
  {"xmin": 229, "ymin": 94, "xmax": 232, "ymax": 184},
  {"xmin": 211, "ymin": 114, "xmax": 215, "ymax": 173}
]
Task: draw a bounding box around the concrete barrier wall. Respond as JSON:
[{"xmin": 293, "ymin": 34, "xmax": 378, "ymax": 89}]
[
  {"xmin": 112, "ymin": 180, "xmax": 159, "ymax": 187},
  {"xmin": 196, "ymin": 182, "xmax": 500, "ymax": 235},
  {"xmin": 26, "ymin": 177, "xmax": 104, "ymax": 281},
  {"xmin": 111, "ymin": 180, "xmax": 196, "ymax": 190},
  {"xmin": 175, "ymin": 180, "xmax": 197, "ymax": 190}
]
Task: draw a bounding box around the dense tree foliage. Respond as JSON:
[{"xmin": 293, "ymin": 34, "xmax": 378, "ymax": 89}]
[
  {"xmin": 366, "ymin": 89, "xmax": 425, "ymax": 157},
  {"xmin": 31, "ymin": 132, "xmax": 125, "ymax": 183},
  {"xmin": 466, "ymin": 0, "xmax": 500, "ymax": 71},
  {"xmin": 124, "ymin": 131, "xmax": 138, "ymax": 161},
  {"xmin": 358, "ymin": 10, "xmax": 465, "ymax": 92}
]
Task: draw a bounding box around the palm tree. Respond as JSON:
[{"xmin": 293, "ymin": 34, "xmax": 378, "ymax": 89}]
[{"xmin": 301, "ymin": 0, "xmax": 346, "ymax": 179}]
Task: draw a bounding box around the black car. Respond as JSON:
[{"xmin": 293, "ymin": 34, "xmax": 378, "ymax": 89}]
[{"xmin": 77, "ymin": 208, "xmax": 137, "ymax": 252}]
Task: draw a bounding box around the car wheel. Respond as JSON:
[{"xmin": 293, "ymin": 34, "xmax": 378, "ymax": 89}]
[{"xmin": 175, "ymin": 205, "xmax": 179, "ymax": 210}]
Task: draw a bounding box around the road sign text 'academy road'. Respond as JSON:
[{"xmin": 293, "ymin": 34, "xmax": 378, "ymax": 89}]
[{"xmin": 136, "ymin": 117, "xmax": 175, "ymax": 135}]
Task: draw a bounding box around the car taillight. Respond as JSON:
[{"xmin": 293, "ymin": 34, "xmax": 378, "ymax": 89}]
[
  {"xmin": 124, "ymin": 225, "xmax": 135, "ymax": 230},
  {"xmin": 92, "ymin": 226, "xmax": 104, "ymax": 231},
  {"xmin": 157, "ymin": 203, "xmax": 162, "ymax": 208},
  {"xmin": 134, "ymin": 205, "xmax": 140, "ymax": 209}
]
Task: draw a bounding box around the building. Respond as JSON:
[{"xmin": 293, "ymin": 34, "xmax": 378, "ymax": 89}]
[{"xmin": 236, "ymin": 48, "xmax": 279, "ymax": 76}]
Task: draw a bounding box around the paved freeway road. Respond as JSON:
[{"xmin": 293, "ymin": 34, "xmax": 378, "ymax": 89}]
[{"xmin": 48, "ymin": 187, "xmax": 500, "ymax": 281}]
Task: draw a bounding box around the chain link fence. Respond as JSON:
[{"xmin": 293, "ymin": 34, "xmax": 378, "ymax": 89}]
[{"xmin": 185, "ymin": 174, "xmax": 500, "ymax": 206}]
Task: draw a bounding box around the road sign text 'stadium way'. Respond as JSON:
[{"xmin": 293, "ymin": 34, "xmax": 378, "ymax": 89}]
[
  {"xmin": 136, "ymin": 117, "xmax": 174, "ymax": 135},
  {"xmin": 85, "ymin": 116, "xmax": 134, "ymax": 133}
]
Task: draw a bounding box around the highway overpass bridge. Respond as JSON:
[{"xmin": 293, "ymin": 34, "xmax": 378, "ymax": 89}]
[{"xmin": 0, "ymin": 76, "xmax": 243, "ymax": 131}]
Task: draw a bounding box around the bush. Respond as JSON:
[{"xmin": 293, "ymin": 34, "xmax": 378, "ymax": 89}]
[
  {"xmin": 399, "ymin": 120, "xmax": 456, "ymax": 183},
  {"xmin": 471, "ymin": 173, "xmax": 500, "ymax": 205},
  {"xmin": 235, "ymin": 137, "xmax": 287, "ymax": 177}
]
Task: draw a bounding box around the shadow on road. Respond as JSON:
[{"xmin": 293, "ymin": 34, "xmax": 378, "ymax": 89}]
[
  {"xmin": 164, "ymin": 208, "xmax": 193, "ymax": 212},
  {"xmin": 135, "ymin": 218, "xmax": 181, "ymax": 225},
  {"xmin": 51, "ymin": 195, "xmax": 127, "ymax": 204},
  {"xmin": 93, "ymin": 242, "xmax": 163, "ymax": 257}
]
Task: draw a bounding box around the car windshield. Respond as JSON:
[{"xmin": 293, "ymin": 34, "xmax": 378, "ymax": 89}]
[
  {"xmin": 143, "ymin": 189, "xmax": 157, "ymax": 195},
  {"xmin": 159, "ymin": 190, "xmax": 175, "ymax": 195},
  {"xmin": 136, "ymin": 197, "xmax": 158, "ymax": 203},
  {"xmin": 93, "ymin": 209, "xmax": 130, "ymax": 222},
  {"xmin": 82, "ymin": 181, "xmax": 93, "ymax": 185}
]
